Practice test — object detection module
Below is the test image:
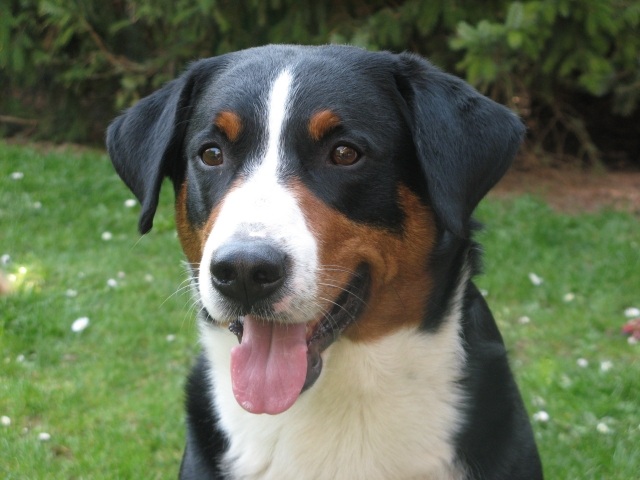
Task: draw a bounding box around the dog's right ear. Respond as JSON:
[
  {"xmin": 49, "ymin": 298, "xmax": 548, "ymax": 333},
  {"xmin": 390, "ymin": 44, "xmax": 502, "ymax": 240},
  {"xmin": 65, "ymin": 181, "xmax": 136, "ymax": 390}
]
[{"xmin": 107, "ymin": 60, "xmax": 211, "ymax": 234}]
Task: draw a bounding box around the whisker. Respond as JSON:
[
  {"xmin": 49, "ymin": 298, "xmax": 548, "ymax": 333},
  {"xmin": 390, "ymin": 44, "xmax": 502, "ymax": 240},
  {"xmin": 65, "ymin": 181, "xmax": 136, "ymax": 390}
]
[
  {"xmin": 318, "ymin": 295, "xmax": 357, "ymax": 322},
  {"xmin": 161, "ymin": 280, "xmax": 196, "ymax": 307},
  {"xmin": 317, "ymin": 282, "xmax": 368, "ymax": 307},
  {"xmin": 317, "ymin": 265, "xmax": 361, "ymax": 278}
]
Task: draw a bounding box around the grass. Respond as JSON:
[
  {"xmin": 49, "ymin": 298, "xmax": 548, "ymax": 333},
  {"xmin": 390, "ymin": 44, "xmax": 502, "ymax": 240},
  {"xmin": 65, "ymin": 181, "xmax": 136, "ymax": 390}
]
[{"xmin": 1, "ymin": 141, "xmax": 639, "ymax": 478}]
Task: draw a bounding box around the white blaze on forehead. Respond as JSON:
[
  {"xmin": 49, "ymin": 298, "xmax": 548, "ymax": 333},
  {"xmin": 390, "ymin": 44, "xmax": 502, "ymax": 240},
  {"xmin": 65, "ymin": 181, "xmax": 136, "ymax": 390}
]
[
  {"xmin": 198, "ymin": 69, "xmax": 319, "ymax": 323},
  {"xmin": 263, "ymin": 70, "xmax": 293, "ymax": 176}
]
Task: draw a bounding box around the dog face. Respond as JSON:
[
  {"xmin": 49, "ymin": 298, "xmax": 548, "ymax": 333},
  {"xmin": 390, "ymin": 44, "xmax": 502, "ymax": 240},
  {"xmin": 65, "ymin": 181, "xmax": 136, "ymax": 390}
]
[{"xmin": 108, "ymin": 45, "xmax": 524, "ymax": 415}]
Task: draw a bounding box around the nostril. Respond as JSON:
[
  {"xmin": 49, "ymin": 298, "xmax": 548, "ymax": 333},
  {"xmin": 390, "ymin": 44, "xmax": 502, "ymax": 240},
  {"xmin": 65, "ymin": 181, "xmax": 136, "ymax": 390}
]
[
  {"xmin": 211, "ymin": 261, "xmax": 237, "ymax": 285},
  {"xmin": 251, "ymin": 261, "xmax": 285, "ymax": 286}
]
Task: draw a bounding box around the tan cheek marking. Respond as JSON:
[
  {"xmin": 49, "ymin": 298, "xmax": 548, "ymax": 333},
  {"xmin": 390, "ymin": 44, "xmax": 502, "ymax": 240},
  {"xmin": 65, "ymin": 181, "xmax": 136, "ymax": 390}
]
[
  {"xmin": 214, "ymin": 111, "xmax": 243, "ymax": 142},
  {"xmin": 175, "ymin": 182, "xmax": 201, "ymax": 265},
  {"xmin": 292, "ymin": 182, "xmax": 437, "ymax": 343},
  {"xmin": 308, "ymin": 110, "xmax": 341, "ymax": 141},
  {"xmin": 175, "ymin": 181, "xmax": 224, "ymax": 267}
]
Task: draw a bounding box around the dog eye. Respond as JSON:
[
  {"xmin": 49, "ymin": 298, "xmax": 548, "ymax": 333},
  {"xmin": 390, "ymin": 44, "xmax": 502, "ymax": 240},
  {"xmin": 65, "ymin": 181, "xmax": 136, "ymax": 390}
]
[
  {"xmin": 200, "ymin": 146, "xmax": 223, "ymax": 166},
  {"xmin": 331, "ymin": 145, "xmax": 360, "ymax": 166}
]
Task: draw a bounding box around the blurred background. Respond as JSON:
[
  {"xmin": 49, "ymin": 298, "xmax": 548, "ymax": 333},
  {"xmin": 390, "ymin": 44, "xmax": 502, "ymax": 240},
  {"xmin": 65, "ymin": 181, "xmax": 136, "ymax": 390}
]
[
  {"xmin": 1, "ymin": 2, "xmax": 639, "ymax": 478},
  {"xmin": 1, "ymin": 0, "xmax": 639, "ymax": 169}
]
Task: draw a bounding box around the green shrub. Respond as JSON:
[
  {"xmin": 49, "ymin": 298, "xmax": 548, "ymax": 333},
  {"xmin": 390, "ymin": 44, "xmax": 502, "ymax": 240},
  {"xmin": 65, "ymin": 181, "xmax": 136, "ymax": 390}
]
[
  {"xmin": 1, "ymin": 0, "xmax": 638, "ymax": 165},
  {"xmin": 451, "ymin": 0, "xmax": 640, "ymax": 164}
]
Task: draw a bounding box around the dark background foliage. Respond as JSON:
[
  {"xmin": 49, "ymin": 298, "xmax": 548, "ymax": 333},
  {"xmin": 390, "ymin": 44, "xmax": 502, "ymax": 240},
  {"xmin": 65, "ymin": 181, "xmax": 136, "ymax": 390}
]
[{"xmin": 1, "ymin": 0, "xmax": 639, "ymax": 166}]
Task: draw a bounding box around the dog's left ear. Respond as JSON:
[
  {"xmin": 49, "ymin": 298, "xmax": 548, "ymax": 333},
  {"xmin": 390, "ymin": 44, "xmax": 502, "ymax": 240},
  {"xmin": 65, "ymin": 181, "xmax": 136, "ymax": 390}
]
[{"xmin": 396, "ymin": 53, "xmax": 525, "ymax": 238}]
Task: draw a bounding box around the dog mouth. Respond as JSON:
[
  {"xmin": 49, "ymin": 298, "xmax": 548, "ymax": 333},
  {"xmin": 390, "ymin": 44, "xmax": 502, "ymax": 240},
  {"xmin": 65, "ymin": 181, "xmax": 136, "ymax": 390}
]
[{"xmin": 225, "ymin": 264, "xmax": 370, "ymax": 415}]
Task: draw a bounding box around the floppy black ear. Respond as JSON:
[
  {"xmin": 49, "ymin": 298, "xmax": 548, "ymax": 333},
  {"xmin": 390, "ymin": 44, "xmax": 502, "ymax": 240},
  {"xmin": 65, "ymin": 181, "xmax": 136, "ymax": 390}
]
[
  {"xmin": 397, "ymin": 53, "xmax": 525, "ymax": 238},
  {"xmin": 106, "ymin": 62, "xmax": 207, "ymax": 234}
]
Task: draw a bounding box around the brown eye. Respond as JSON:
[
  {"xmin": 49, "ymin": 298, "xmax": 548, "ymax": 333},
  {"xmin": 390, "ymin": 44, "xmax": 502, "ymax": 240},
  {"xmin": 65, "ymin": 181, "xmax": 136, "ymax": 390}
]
[
  {"xmin": 200, "ymin": 146, "xmax": 223, "ymax": 166},
  {"xmin": 331, "ymin": 145, "xmax": 360, "ymax": 166}
]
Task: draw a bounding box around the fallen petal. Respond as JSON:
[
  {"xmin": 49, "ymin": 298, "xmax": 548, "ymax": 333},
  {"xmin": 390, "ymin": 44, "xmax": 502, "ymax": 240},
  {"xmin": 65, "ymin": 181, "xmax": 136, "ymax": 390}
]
[
  {"xmin": 624, "ymin": 307, "xmax": 640, "ymax": 318},
  {"xmin": 71, "ymin": 317, "xmax": 90, "ymax": 332},
  {"xmin": 528, "ymin": 272, "xmax": 543, "ymax": 286},
  {"xmin": 533, "ymin": 411, "xmax": 550, "ymax": 422},
  {"xmin": 599, "ymin": 360, "xmax": 613, "ymax": 372}
]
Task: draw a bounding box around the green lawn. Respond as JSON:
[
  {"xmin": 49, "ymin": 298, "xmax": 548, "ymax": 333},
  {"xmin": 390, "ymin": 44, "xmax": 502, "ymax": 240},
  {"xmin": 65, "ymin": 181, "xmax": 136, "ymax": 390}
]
[{"xmin": 1, "ymin": 141, "xmax": 639, "ymax": 479}]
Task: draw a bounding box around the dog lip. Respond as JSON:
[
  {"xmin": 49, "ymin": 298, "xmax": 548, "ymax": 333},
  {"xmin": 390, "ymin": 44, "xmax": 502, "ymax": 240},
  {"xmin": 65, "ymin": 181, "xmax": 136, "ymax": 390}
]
[
  {"xmin": 308, "ymin": 263, "xmax": 370, "ymax": 349},
  {"xmin": 229, "ymin": 318, "xmax": 243, "ymax": 342},
  {"xmin": 301, "ymin": 263, "xmax": 371, "ymax": 392}
]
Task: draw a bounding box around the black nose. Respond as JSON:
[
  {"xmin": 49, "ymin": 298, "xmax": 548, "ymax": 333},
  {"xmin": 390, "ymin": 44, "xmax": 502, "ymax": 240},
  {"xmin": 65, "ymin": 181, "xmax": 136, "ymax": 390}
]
[{"xmin": 210, "ymin": 241, "xmax": 287, "ymax": 311}]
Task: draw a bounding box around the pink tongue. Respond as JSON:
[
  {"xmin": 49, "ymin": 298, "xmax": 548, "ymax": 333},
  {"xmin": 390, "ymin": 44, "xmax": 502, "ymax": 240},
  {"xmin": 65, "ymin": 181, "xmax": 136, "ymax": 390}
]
[{"xmin": 230, "ymin": 316, "xmax": 308, "ymax": 415}]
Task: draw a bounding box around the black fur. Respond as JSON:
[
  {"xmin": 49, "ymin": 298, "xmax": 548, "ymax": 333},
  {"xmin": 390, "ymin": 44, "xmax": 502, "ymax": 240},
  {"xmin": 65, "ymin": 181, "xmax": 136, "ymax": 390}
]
[
  {"xmin": 107, "ymin": 45, "xmax": 542, "ymax": 479},
  {"xmin": 179, "ymin": 356, "xmax": 227, "ymax": 479}
]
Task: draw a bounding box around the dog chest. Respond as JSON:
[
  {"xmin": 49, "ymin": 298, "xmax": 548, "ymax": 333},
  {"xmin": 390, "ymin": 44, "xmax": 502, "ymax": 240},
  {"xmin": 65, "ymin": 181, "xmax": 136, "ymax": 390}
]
[{"xmin": 201, "ymin": 316, "xmax": 467, "ymax": 480}]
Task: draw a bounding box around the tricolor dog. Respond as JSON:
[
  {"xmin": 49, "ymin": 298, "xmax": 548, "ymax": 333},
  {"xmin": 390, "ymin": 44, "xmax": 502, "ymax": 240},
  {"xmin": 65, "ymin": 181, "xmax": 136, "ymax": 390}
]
[{"xmin": 107, "ymin": 45, "xmax": 543, "ymax": 479}]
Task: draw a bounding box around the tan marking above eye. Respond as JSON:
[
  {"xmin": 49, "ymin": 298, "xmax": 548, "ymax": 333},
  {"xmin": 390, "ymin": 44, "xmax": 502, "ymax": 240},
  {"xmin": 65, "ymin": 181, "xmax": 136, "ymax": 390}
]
[
  {"xmin": 214, "ymin": 111, "xmax": 243, "ymax": 142},
  {"xmin": 309, "ymin": 110, "xmax": 341, "ymax": 141}
]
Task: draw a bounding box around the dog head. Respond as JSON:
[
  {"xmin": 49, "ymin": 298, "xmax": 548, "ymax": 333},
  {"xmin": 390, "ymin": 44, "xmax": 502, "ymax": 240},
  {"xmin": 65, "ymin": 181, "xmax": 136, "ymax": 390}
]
[{"xmin": 107, "ymin": 45, "xmax": 524, "ymax": 414}]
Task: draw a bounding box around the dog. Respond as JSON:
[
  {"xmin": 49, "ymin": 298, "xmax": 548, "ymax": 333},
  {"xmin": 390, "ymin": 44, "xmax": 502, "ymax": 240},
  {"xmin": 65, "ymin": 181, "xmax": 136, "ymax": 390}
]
[{"xmin": 107, "ymin": 44, "xmax": 543, "ymax": 479}]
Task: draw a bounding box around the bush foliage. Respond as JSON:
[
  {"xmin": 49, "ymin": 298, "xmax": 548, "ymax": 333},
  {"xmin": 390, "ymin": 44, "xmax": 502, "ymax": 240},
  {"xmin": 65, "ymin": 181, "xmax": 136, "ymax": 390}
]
[{"xmin": 1, "ymin": 0, "xmax": 638, "ymax": 164}]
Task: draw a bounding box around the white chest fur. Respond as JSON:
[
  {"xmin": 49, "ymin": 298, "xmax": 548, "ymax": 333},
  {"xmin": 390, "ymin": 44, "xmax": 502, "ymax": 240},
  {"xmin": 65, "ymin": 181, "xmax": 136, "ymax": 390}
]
[{"xmin": 200, "ymin": 311, "xmax": 467, "ymax": 480}]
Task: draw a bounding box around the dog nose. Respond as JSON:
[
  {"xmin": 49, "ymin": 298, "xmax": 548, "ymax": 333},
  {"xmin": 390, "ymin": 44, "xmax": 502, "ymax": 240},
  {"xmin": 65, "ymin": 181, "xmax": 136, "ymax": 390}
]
[{"xmin": 210, "ymin": 241, "xmax": 287, "ymax": 310}]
